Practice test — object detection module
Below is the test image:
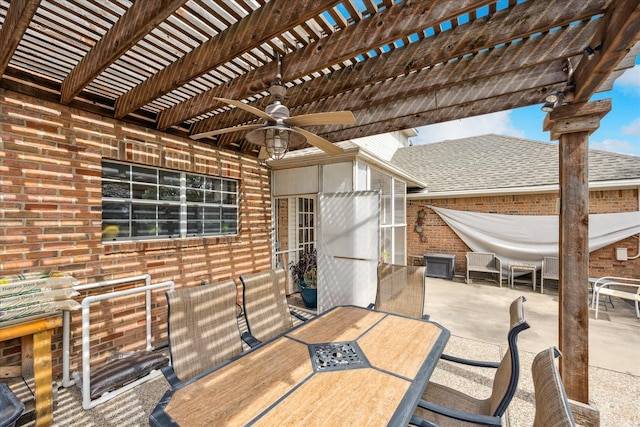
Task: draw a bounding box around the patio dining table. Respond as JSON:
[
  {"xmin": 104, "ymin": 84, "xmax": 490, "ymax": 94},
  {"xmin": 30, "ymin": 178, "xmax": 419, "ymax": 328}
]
[{"xmin": 149, "ymin": 305, "xmax": 450, "ymax": 426}]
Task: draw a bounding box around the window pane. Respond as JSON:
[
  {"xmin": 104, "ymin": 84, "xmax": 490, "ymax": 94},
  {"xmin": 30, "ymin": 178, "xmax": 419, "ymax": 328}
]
[
  {"xmin": 223, "ymin": 192, "xmax": 236, "ymax": 204},
  {"xmin": 186, "ymin": 189, "xmax": 204, "ymax": 202},
  {"xmin": 394, "ymin": 179, "xmax": 406, "ymax": 225},
  {"xmin": 371, "ymin": 168, "xmax": 392, "ymax": 225},
  {"xmin": 102, "ymin": 162, "xmax": 129, "ymax": 180},
  {"xmin": 186, "ymin": 174, "xmax": 205, "ymax": 188},
  {"xmin": 103, "ymin": 203, "xmax": 129, "ymax": 220},
  {"xmin": 102, "ymin": 182, "xmax": 130, "ymax": 198},
  {"xmin": 132, "ymin": 166, "xmax": 157, "ymax": 184},
  {"xmin": 159, "ymin": 185, "xmax": 180, "ymax": 201},
  {"xmin": 133, "ymin": 183, "xmax": 157, "ymax": 200},
  {"xmin": 160, "ymin": 170, "xmax": 180, "ymax": 186},
  {"xmin": 394, "ymin": 226, "xmax": 406, "ymax": 264}
]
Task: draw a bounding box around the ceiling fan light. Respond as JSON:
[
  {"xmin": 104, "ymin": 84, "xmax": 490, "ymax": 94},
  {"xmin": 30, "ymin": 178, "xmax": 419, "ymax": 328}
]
[
  {"xmin": 246, "ymin": 125, "xmax": 307, "ymax": 160},
  {"xmin": 265, "ymin": 127, "xmax": 290, "ymax": 160}
]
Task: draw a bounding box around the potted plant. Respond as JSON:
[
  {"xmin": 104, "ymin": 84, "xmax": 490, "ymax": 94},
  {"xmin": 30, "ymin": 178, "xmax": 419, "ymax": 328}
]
[{"xmin": 289, "ymin": 248, "xmax": 317, "ymax": 308}]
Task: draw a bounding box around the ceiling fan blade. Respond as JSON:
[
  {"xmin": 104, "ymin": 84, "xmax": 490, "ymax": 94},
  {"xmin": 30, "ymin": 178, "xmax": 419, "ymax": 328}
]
[
  {"xmin": 258, "ymin": 147, "xmax": 269, "ymax": 160},
  {"xmin": 190, "ymin": 123, "xmax": 263, "ymax": 140},
  {"xmin": 284, "ymin": 111, "xmax": 356, "ymax": 127},
  {"xmin": 292, "ymin": 126, "xmax": 344, "ymax": 155},
  {"xmin": 213, "ymin": 97, "xmax": 275, "ymax": 122}
]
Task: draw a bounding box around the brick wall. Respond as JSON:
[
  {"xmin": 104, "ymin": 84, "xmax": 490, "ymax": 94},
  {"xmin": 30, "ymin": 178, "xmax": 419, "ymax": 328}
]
[
  {"xmin": 408, "ymin": 191, "xmax": 639, "ymax": 279},
  {"xmin": 0, "ymin": 89, "xmax": 272, "ymax": 376}
]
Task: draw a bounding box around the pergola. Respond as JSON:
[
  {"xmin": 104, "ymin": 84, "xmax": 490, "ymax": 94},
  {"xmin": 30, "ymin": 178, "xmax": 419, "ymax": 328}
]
[{"xmin": 1, "ymin": 0, "xmax": 639, "ymax": 410}]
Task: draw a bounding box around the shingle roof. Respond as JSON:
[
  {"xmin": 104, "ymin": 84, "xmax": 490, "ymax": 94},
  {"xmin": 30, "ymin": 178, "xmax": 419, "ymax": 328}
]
[{"xmin": 390, "ymin": 134, "xmax": 640, "ymax": 192}]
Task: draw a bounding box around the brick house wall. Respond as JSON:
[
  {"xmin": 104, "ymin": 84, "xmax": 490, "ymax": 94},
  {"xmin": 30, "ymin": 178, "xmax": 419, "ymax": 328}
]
[
  {"xmin": 0, "ymin": 89, "xmax": 272, "ymax": 377},
  {"xmin": 407, "ymin": 190, "xmax": 640, "ymax": 279}
]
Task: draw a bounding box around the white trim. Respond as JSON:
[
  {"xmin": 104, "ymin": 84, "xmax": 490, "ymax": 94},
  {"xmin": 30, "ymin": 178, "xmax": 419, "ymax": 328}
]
[{"xmin": 407, "ymin": 179, "xmax": 640, "ymax": 199}]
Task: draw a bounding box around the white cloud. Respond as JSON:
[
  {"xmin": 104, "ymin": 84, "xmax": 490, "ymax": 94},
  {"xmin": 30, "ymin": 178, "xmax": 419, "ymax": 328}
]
[
  {"xmin": 412, "ymin": 111, "xmax": 525, "ymax": 145},
  {"xmin": 622, "ymin": 117, "xmax": 640, "ymax": 137},
  {"xmin": 617, "ymin": 66, "xmax": 640, "ymax": 88},
  {"xmin": 589, "ymin": 138, "xmax": 639, "ymax": 156}
]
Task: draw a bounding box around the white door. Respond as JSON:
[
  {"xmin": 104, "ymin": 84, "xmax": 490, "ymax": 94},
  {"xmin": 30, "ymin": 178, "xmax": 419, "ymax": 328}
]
[{"xmin": 317, "ymin": 191, "xmax": 380, "ymax": 312}]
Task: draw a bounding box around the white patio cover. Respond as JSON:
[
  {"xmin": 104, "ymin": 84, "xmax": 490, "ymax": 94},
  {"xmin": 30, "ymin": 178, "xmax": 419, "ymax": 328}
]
[{"xmin": 430, "ymin": 206, "xmax": 640, "ymax": 274}]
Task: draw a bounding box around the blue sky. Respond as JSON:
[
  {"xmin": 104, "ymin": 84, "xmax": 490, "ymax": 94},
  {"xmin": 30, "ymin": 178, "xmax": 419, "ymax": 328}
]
[{"xmin": 412, "ymin": 63, "xmax": 640, "ymax": 157}]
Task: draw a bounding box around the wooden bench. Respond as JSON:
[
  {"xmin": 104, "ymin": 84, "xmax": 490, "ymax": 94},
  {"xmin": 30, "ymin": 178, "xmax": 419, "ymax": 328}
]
[
  {"xmin": 590, "ymin": 276, "xmax": 640, "ymax": 319},
  {"xmin": 466, "ymin": 252, "xmax": 502, "ymax": 286}
]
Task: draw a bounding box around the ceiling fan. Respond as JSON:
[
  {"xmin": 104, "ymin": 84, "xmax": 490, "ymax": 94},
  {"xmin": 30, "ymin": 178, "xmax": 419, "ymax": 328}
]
[{"xmin": 190, "ymin": 59, "xmax": 356, "ymax": 160}]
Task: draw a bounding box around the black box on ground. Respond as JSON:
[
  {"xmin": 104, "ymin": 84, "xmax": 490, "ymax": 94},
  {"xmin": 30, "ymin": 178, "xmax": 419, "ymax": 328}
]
[{"xmin": 424, "ymin": 254, "xmax": 455, "ymax": 280}]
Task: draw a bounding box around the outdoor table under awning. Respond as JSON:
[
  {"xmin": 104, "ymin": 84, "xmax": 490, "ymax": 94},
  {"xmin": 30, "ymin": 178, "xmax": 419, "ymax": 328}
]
[{"xmin": 150, "ymin": 305, "xmax": 450, "ymax": 426}]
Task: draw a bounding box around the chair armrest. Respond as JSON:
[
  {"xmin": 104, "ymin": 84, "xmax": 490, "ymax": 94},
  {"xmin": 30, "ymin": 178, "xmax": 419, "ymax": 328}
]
[
  {"xmin": 409, "ymin": 415, "xmax": 440, "ymax": 427},
  {"xmin": 241, "ymin": 331, "xmax": 261, "ymax": 348},
  {"xmin": 290, "ymin": 310, "xmax": 312, "ymax": 322},
  {"xmin": 161, "ymin": 365, "xmax": 180, "ymax": 387},
  {"xmin": 440, "ymin": 353, "xmax": 500, "ymax": 369},
  {"xmin": 417, "ymin": 399, "xmax": 503, "ymax": 426},
  {"xmin": 422, "ymin": 314, "xmax": 430, "ymax": 321},
  {"xmin": 367, "ymin": 303, "xmax": 375, "ymax": 309}
]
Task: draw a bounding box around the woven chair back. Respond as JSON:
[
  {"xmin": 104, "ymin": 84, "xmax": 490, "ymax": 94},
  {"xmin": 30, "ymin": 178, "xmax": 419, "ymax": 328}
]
[
  {"xmin": 240, "ymin": 268, "xmax": 293, "ymax": 342},
  {"xmin": 532, "ymin": 347, "xmax": 576, "ymax": 427},
  {"xmin": 165, "ymin": 280, "xmax": 243, "ymax": 383},
  {"xmin": 376, "ymin": 263, "xmax": 426, "ymax": 319},
  {"xmin": 487, "ymin": 295, "xmax": 530, "ymax": 416}
]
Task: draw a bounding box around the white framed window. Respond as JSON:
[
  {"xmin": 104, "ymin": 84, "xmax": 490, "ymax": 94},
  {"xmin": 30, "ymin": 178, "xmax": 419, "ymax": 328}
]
[
  {"xmin": 371, "ymin": 167, "xmax": 407, "ymax": 264},
  {"xmin": 101, "ymin": 161, "xmax": 238, "ymax": 241}
]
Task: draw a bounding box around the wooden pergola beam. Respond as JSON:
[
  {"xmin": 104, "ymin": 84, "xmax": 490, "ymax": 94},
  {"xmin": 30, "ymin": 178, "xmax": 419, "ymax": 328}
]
[
  {"xmin": 0, "ymin": 0, "xmax": 41, "ymax": 77},
  {"xmin": 572, "ymin": 0, "xmax": 640, "ymax": 102},
  {"xmin": 60, "ymin": 0, "xmax": 189, "ymax": 104},
  {"xmin": 161, "ymin": 0, "xmax": 493, "ymax": 130},
  {"xmin": 194, "ymin": 9, "xmax": 600, "ymax": 138},
  {"xmin": 114, "ymin": 0, "xmax": 345, "ymax": 119},
  {"xmin": 188, "ymin": 0, "xmax": 607, "ymax": 137}
]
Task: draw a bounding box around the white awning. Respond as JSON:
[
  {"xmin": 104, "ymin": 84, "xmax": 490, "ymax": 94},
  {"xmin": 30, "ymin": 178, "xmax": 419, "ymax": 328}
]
[{"xmin": 430, "ymin": 206, "xmax": 640, "ymax": 273}]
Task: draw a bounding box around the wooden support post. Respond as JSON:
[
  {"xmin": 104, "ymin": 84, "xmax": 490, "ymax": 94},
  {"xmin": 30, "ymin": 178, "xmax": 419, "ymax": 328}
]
[
  {"xmin": 33, "ymin": 329, "xmax": 54, "ymax": 427},
  {"xmin": 543, "ymin": 99, "xmax": 611, "ymax": 407},
  {"xmin": 558, "ymin": 131, "xmax": 590, "ymax": 403}
]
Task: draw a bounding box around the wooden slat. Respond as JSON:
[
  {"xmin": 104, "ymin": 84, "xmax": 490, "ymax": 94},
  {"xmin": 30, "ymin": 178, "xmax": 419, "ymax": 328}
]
[
  {"xmin": 244, "ymin": 20, "xmax": 594, "ymax": 133},
  {"xmin": 185, "ymin": 0, "xmax": 490, "ymax": 134},
  {"xmin": 188, "ymin": 0, "xmax": 605, "ymax": 137},
  {"xmin": 0, "ymin": 0, "xmax": 42, "ymax": 76},
  {"xmin": 302, "ymin": 61, "xmax": 565, "ymax": 138},
  {"xmin": 0, "ymin": 366, "xmax": 23, "ymax": 378},
  {"xmin": 60, "ymin": 0, "xmax": 188, "ymax": 104},
  {"xmin": 21, "ymin": 335, "xmax": 34, "ymax": 377},
  {"xmin": 320, "ymin": 88, "xmax": 561, "ymax": 143},
  {"xmin": 114, "ymin": 0, "xmax": 344, "ymax": 118},
  {"xmin": 572, "ymin": 0, "xmax": 640, "ymax": 102}
]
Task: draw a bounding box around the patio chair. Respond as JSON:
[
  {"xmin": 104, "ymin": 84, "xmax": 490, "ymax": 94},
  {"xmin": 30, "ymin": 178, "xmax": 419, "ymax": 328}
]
[
  {"xmin": 162, "ymin": 280, "xmax": 245, "ymax": 386},
  {"xmin": 531, "ymin": 347, "xmax": 576, "ymax": 427},
  {"xmin": 541, "ymin": 256, "xmax": 559, "ymax": 294},
  {"xmin": 412, "ymin": 295, "xmax": 530, "ymax": 426},
  {"xmin": 466, "ymin": 252, "xmax": 503, "ymax": 286},
  {"xmin": 369, "ymin": 263, "xmax": 429, "ymax": 320},
  {"xmin": 240, "ymin": 268, "xmax": 310, "ymax": 343}
]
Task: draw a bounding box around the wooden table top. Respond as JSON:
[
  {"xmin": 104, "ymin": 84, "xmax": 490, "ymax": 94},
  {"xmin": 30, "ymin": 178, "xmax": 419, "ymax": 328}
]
[{"xmin": 151, "ymin": 305, "xmax": 449, "ymax": 427}]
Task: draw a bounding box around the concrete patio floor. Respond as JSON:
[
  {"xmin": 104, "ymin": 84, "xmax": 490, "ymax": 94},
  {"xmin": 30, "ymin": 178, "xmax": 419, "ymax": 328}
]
[{"xmin": 17, "ymin": 276, "xmax": 639, "ymax": 426}]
